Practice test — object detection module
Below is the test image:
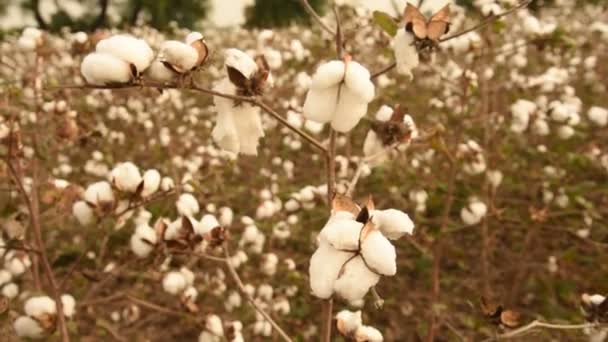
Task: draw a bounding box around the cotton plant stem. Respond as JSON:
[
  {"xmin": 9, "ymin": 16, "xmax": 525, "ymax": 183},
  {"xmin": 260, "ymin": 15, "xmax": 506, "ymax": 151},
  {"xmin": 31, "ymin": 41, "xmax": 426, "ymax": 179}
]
[
  {"xmin": 298, "ymin": 0, "xmax": 336, "ymax": 36},
  {"xmin": 222, "ymin": 247, "xmax": 293, "ymax": 342},
  {"xmin": 482, "ymin": 320, "xmax": 603, "ymax": 341}
]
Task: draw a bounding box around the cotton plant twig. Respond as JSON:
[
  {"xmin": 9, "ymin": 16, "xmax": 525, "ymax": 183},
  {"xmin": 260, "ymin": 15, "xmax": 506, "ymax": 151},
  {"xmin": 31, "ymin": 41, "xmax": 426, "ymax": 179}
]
[
  {"xmin": 371, "ymin": 62, "xmax": 396, "ymax": 80},
  {"xmin": 482, "ymin": 320, "xmax": 603, "ymax": 341},
  {"xmin": 222, "ymin": 246, "xmax": 293, "ymax": 342},
  {"xmin": 298, "ymin": 0, "xmax": 336, "ymax": 36},
  {"xmin": 346, "ymin": 142, "xmax": 399, "ymax": 197}
]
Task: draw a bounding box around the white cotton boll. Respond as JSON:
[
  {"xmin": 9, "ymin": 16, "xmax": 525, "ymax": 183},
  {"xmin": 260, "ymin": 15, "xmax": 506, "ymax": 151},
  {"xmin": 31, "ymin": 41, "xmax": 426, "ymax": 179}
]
[
  {"xmin": 232, "ymin": 104, "xmax": 264, "ymax": 155},
  {"xmin": 14, "ymin": 316, "xmax": 45, "ymax": 339},
  {"xmin": 302, "ymin": 86, "xmax": 340, "ymax": 123},
  {"xmin": 344, "ymin": 61, "xmax": 374, "ymax": 102},
  {"xmin": 196, "ymin": 214, "xmax": 220, "ymax": 236},
  {"xmin": 336, "ymin": 310, "xmax": 362, "ymax": 335},
  {"xmin": 110, "ymin": 162, "xmax": 142, "ymax": 193},
  {"xmin": 81, "ymin": 53, "xmax": 133, "ymax": 85},
  {"xmin": 355, "ymin": 325, "xmax": 384, "ymax": 342},
  {"xmin": 130, "ymin": 224, "xmax": 157, "ymax": 258},
  {"xmin": 532, "ymin": 118, "xmax": 550, "ymax": 136},
  {"xmin": 510, "ymin": 99, "xmax": 536, "ymax": 133},
  {"xmin": 141, "ymin": 169, "xmax": 161, "ymax": 197},
  {"xmin": 375, "ymin": 106, "xmax": 394, "ymax": 122},
  {"xmin": 360, "ymin": 230, "xmax": 396, "ymax": 276},
  {"xmin": 461, "ymin": 200, "xmax": 487, "ymax": 225},
  {"xmin": 225, "ymin": 49, "xmax": 258, "ymax": 79},
  {"xmin": 84, "ymin": 181, "xmax": 114, "ymax": 205},
  {"xmin": 309, "ymin": 240, "xmax": 355, "ymax": 299},
  {"xmin": 253, "ymin": 320, "xmax": 273, "ymax": 337},
  {"xmin": 331, "ymin": 87, "xmax": 369, "ymax": 132},
  {"xmin": 146, "ymin": 60, "xmax": 177, "ymax": 83},
  {"xmin": 333, "ymin": 256, "xmax": 380, "ymax": 303},
  {"xmin": 206, "ymin": 314, "xmax": 224, "ymax": 336},
  {"xmin": 72, "ymin": 201, "xmax": 95, "ymax": 225},
  {"xmin": 588, "ymin": 106, "xmax": 608, "ymax": 127},
  {"xmin": 371, "ymin": 209, "xmax": 415, "ymax": 240},
  {"xmin": 180, "ymin": 267, "xmax": 195, "ymax": 286},
  {"xmin": 61, "ymin": 294, "xmax": 76, "ymax": 318},
  {"xmin": 588, "ymin": 294, "xmax": 607, "ymax": 306},
  {"xmin": 393, "ymin": 30, "xmax": 419, "ymax": 79},
  {"xmin": 522, "ymin": 15, "xmax": 541, "ymax": 35},
  {"xmin": 219, "ymin": 207, "xmax": 234, "ymax": 227},
  {"xmin": 176, "ymin": 193, "xmax": 200, "ymax": 217},
  {"xmin": 199, "ymin": 331, "xmax": 220, "ymax": 342},
  {"xmin": 0, "ymin": 270, "xmax": 11, "ymax": 286},
  {"xmin": 161, "ymin": 41, "xmax": 199, "ymax": 72},
  {"xmin": 321, "ymin": 219, "xmax": 363, "ymax": 251},
  {"xmin": 557, "ymin": 125, "xmax": 575, "ymax": 139},
  {"xmin": 310, "ymin": 60, "xmax": 346, "ymax": 89},
  {"xmin": 262, "ymin": 253, "xmax": 279, "ymax": 275},
  {"xmin": 5, "ymin": 254, "xmax": 31, "ymax": 276},
  {"xmin": 363, "ymin": 130, "xmax": 386, "ymax": 159},
  {"xmin": 487, "ymin": 170, "xmax": 503, "ymax": 188},
  {"xmin": 161, "ymin": 177, "xmax": 175, "ymax": 192},
  {"xmin": 25, "ymin": 296, "xmax": 57, "ymax": 317},
  {"xmin": 186, "ymin": 32, "xmax": 204, "ymax": 45},
  {"xmin": 162, "ymin": 271, "xmax": 187, "ymax": 295},
  {"xmin": 2, "ymin": 282, "xmax": 19, "ymax": 299},
  {"xmin": 96, "ymin": 35, "xmax": 154, "ymax": 73}
]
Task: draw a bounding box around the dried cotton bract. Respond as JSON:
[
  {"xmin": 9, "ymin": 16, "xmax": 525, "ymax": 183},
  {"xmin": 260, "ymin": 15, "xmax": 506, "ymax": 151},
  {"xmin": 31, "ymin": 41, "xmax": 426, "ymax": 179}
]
[{"xmin": 303, "ymin": 56, "xmax": 375, "ymax": 132}]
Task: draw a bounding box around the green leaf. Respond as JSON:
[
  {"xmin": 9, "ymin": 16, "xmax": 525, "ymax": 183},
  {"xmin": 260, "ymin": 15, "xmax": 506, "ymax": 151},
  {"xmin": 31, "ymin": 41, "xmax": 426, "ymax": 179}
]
[{"xmin": 373, "ymin": 11, "xmax": 398, "ymax": 37}]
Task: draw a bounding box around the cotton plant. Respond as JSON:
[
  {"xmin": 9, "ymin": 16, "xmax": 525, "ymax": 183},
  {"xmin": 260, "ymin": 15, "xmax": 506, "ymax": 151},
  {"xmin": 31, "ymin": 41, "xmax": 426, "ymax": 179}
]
[
  {"xmin": 14, "ymin": 295, "xmax": 76, "ymax": 340},
  {"xmin": 302, "ymin": 55, "xmax": 375, "ymax": 132},
  {"xmin": 309, "ymin": 195, "xmax": 414, "ymax": 304},
  {"xmin": 336, "ymin": 309, "xmax": 384, "ymax": 342}
]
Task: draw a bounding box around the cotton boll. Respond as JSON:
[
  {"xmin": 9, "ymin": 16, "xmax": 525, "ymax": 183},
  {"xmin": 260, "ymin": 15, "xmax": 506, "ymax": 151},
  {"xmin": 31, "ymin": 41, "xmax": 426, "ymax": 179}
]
[
  {"xmin": 370, "ymin": 209, "xmax": 415, "ymax": 240},
  {"xmin": 487, "ymin": 170, "xmax": 503, "ymax": 188},
  {"xmin": 81, "ymin": 53, "xmax": 133, "ymax": 85},
  {"xmin": 61, "ymin": 294, "xmax": 76, "ymax": 318},
  {"xmin": 331, "ymin": 87, "xmax": 369, "ymax": 132},
  {"xmin": 72, "ymin": 201, "xmax": 95, "ymax": 225},
  {"xmin": 302, "ymin": 86, "xmax": 340, "ymax": 123},
  {"xmin": 393, "ymin": 30, "xmax": 419, "ymax": 79},
  {"xmin": 225, "ymin": 48, "xmax": 258, "ymax": 79},
  {"xmin": 162, "ymin": 271, "xmax": 187, "ymax": 295},
  {"xmin": 460, "ymin": 200, "xmax": 487, "ymax": 225},
  {"xmin": 320, "ymin": 219, "xmax": 363, "ymax": 251},
  {"xmin": 309, "ymin": 240, "xmax": 356, "ymax": 299},
  {"xmin": 84, "ymin": 181, "xmax": 114, "ymax": 205},
  {"xmin": 0, "ymin": 270, "xmax": 11, "ymax": 286},
  {"xmin": 310, "ymin": 60, "xmax": 346, "ymax": 89},
  {"xmin": 344, "ymin": 61, "xmax": 374, "ymax": 102},
  {"xmin": 14, "ymin": 316, "xmax": 45, "ymax": 339},
  {"xmin": 25, "ymin": 296, "xmax": 57, "ymax": 317},
  {"xmin": 110, "ymin": 162, "xmax": 142, "ymax": 193},
  {"xmin": 179, "ymin": 267, "xmax": 195, "ymax": 287},
  {"xmin": 355, "ymin": 325, "xmax": 384, "ymax": 342},
  {"xmin": 130, "ymin": 224, "xmax": 157, "ymax": 258},
  {"xmin": 218, "ymin": 207, "xmax": 234, "ymax": 227},
  {"xmin": 336, "ymin": 310, "xmax": 362, "ymax": 336},
  {"xmin": 146, "ymin": 60, "xmax": 177, "ymax": 83},
  {"xmin": 161, "ymin": 177, "xmax": 175, "ymax": 191},
  {"xmin": 232, "ymin": 104, "xmax": 264, "ymax": 155},
  {"xmin": 206, "ymin": 315, "xmax": 224, "ymax": 336},
  {"xmin": 375, "ymin": 105, "xmax": 394, "ymax": 122},
  {"xmin": 2, "ymin": 282, "xmax": 19, "ymax": 299},
  {"xmin": 141, "ymin": 169, "xmax": 161, "ymax": 197},
  {"xmin": 186, "ymin": 32, "xmax": 204, "ymax": 45},
  {"xmin": 196, "ymin": 214, "xmax": 220, "ymax": 236},
  {"xmin": 360, "ymin": 230, "xmax": 396, "ymax": 276},
  {"xmin": 510, "ymin": 99, "xmax": 536, "ymax": 133},
  {"xmin": 333, "ymin": 256, "xmax": 380, "ymax": 303},
  {"xmin": 96, "ymin": 35, "xmax": 154, "ymax": 73},
  {"xmin": 5, "ymin": 253, "xmax": 31, "ymax": 276},
  {"xmin": 588, "ymin": 106, "xmax": 608, "ymax": 127},
  {"xmin": 557, "ymin": 125, "xmax": 575, "ymax": 139},
  {"xmin": 161, "ymin": 41, "xmax": 199, "ymax": 72},
  {"xmin": 176, "ymin": 193, "xmax": 200, "ymax": 217}
]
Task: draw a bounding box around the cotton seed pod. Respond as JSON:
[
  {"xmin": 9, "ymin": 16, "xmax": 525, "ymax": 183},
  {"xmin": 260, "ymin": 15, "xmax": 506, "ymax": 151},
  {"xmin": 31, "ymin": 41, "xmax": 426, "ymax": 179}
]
[
  {"xmin": 95, "ymin": 35, "xmax": 154, "ymax": 74},
  {"xmin": 161, "ymin": 40, "xmax": 199, "ymax": 73},
  {"xmin": 81, "ymin": 53, "xmax": 134, "ymax": 85}
]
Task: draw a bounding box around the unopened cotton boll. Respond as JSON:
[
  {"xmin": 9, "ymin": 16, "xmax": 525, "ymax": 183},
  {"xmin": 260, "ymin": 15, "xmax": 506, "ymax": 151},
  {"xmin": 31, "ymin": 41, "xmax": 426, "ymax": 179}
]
[
  {"xmin": 176, "ymin": 193, "xmax": 200, "ymax": 217},
  {"xmin": 141, "ymin": 169, "xmax": 161, "ymax": 197},
  {"xmin": 393, "ymin": 30, "xmax": 419, "ymax": 79},
  {"xmin": 81, "ymin": 53, "xmax": 133, "ymax": 85},
  {"xmin": 162, "ymin": 271, "xmax": 187, "ymax": 295},
  {"xmin": 72, "ymin": 201, "xmax": 95, "ymax": 225},
  {"xmin": 161, "ymin": 41, "xmax": 199, "ymax": 73},
  {"xmin": 96, "ymin": 35, "xmax": 154, "ymax": 73},
  {"xmin": 110, "ymin": 162, "xmax": 142, "ymax": 193},
  {"xmin": 370, "ymin": 209, "xmax": 415, "ymax": 240},
  {"xmin": 84, "ymin": 181, "xmax": 114, "ymax": 205},
  {"xmin": 14, "ymin": 316, "xmax": 45, "ymax": 339},
  {"xmin": 355, "ymin": 325, "xmax": 384, "ymax": 342},
  {"xmin": 588, "ymin": 106, "xmax": 608, "ymax": 127}
]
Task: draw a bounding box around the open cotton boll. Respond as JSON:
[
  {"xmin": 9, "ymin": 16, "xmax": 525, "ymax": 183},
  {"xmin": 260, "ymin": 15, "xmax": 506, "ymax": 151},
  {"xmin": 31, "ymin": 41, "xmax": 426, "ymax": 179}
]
[
  {"xmin": 310, "ymin": 60, "xmax": 346, "ymax": 89},
  {"xmin": 81, "ymin": 53, "xmax": 133, "ymax": 85},
  {"xmin": 61, "ymin": 294, "xmax": 76, "ymax": 318},
  {"xmin": 370, "ymin": 209, "xmax": 415, "ymax": 240},
  {"xmin": 146, "ymin": 60, "xmax": 177, "ymax": 83},
  {"xmin": 162, "ymin": 271, "xmax": 187, "ymax": 295},
  {"xmin": 333, "ymin": 256, "xmax": 380, "ymax": 303},
  {"xmin": 161, "ymin": 41, "xmax": 199, "ymax": 72},
  {"xmin": 25, "ymin": 296, "xmax": 57, "ymax": 317},
  {"xmin": 110, "ymin": 162, "xmax": 142, "ymax": 193},
  {"xmin": 355, "ymin": 325, "xmax": 384, "ymax": 342},
  {"xmin": 232, "ymin": 104, "xmax": 264, "ymax": 155},
  {"xmin": 393, "ymin": 30, "xmax": 419, "ymax": 79},
  {"xmin": 331, "ymin": 87, "xmax": 369, "ymax": 132},
  {"xmin": 130, "ymin": 224, "xmax": 157, "ymax": 258},
  {"xmin": 84, "ymin": 181, "xmax": 115, "ymax": 205},
  {"xmin": 302, "ymin": 86, "xmax": 340, "ymax": 123},
  {"xmin": 196, "ymin": 214, "xmax": 221, "ymax": 235},
  {"xmin": 309, "ymin": 240, "xmax": 355, "ymax": 299},
  {"xmin": 225, "ymin": 48, "xmax": 258, "ymax": 79},
  {"xmin": 96, "ymin": 35, "xmax": 154, "ymax": 73},
  {"xmin": 588, "ymin": 106, "xmax": 608, "ymax": 127},
  {"xmin": 336, "ymin": 310, "xmax": 362, "ymax": 336},
  {"xmin": 2, "ymin": 283, "xmax": 19, "ymax": 299},
  {"xmin": 344, "ymin": 61, "xmax": 374, "ymax": 103},
  {"xmin": 461, "ymin": 200, "xmax": 487, "ymax": 225},
  {"xmin": 14, "ymin": 316, "xmax": 45, "ymax": 339},
  {"xmin": 176, "ymin": 193, "xmax": 200, "ymax": 217},
  {"xmin": 360, "ymin": 230, "xmax": 397, "ymax": 276},
  {"xmin": 141, "ymin": 169, "xmax": 161, "ymax": 197},
  {"xmin": 72, "ymin": 201, "xmax": 95, "ymax": 225},
  {"xmin": 206, "ymin": 314, "xmax": 224, "ymax": 336},
  {"xmin": 320, "ymin": 219, "xmax": 363, "ymax": 251}
]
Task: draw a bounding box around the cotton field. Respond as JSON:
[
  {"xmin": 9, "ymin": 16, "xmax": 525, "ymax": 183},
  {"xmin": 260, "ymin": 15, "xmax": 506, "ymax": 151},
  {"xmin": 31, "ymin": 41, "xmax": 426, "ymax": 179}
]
[{"xmin": 1, "ymin": 0, "xmax": 608, "ymax": 341}]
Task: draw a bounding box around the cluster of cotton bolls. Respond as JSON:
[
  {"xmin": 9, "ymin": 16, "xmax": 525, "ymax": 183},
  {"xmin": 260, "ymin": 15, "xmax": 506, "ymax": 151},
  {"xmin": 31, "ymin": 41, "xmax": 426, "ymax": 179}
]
[
  {"xmin": 238, "ymin": 217, "xmax": 266, "ymax": 254},
  {"xmin": 302, "ymin": 56, "xmax": 375, "ymax": 132},
  {"xmin": 161, "ymin": 267, "xmax": 199, "ymax": 310},
  {"xmin": 14, "ymin": 295, "xmax": 76, "ymax": 339},
  {"xmin": 460, "ymin": 198, "xmax": 488, "ymax": 225},
  {"xmin": 456, "ymin": 140, "xmax": 487, "ymax": 175},
  {"xmin": 72, "ymin": 162, "xmax": 172, "ymax": 226},
  {"xmin": 0, "ymin": 242, "xmax": 30, "ymax": 300},
  {"xmin": 336, "ymin": 309, "xmax": 383, "ymax": 342},
  {"xmin": 199, "ymin": 315, "xmax": 244, "ymax": 342},
  {"xmin": 309, "ymin": 196, "xmax": 415, "ymax": 304}
]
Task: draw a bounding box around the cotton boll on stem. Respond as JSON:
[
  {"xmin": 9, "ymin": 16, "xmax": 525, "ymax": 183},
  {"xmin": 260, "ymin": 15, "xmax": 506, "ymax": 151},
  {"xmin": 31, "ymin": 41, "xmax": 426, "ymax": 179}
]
[
  {"xmin": 81, "ymin": 53, "xmax": 133, "ymax": 85},
  {"xmin": 14, "ymin": 316, "xmax": 45, "ymax": 339},
  {"xmin": 302, "ymin": 86, "xmax": 340, "ymax": 123},
  {"xmin": 370, "ymin": 209, "xmax": 415, "ymax": 240},
  {"xmin": 110, "ymin": 162, "xmax": 142, "ymax": 193},
  {"xmin": 72, "ymin": 201, "xmax": 95, "ymax": 225},
  {"xmin": 141, "ymin": 169, "xmax": 161, "ymax": 197},
  {"xmin": 320, "ymin": 219, "xmax": 363, "ymax": 251},
  {"xmin": 95, "ymin": 35, "xmax": 154, "ymax": 74},
  {"xmin": 360, "ymin": 230, "xmax": 397, "ymax": 276},
  {"xmin": 393, "ymin": 30, "xmax": 419, "ymax": 79},
  {"xmin": 309, "ymin": 240, "xmax": 356, "ymax": 299},
  {"xmin": 225, "ymin": 48, "xmax": 259, "ymax": 79},
  {"xmin": 331, "ymin": 86, "xmax": 370, "ymax": 133},
  {"xmin": 161, "ymin": 41, "xmax": 199, "ymax": 73},
  {"xmin": 333, "ymin": 256, "xmax": 381, "ymax": 303}
]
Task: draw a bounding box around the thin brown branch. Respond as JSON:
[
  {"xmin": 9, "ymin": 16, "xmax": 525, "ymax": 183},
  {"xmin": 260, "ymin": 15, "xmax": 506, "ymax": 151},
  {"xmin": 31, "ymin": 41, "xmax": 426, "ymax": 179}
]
[
  {"xmin": 483, "ymin": 320, "xmax": 603, "ymax": 341},
  {"xmin": 298, "ymin": 0, "xmax": 336, "ymax": 36},
  {"xmin": 371, "ymin": 62, "xmax": 396, "ymax": 80}
]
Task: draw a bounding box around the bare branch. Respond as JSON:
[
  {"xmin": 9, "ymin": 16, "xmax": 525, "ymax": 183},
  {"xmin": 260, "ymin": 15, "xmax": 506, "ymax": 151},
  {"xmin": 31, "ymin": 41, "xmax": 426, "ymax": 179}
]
[{"xmin": 298, "ymin": 0, "xmax": 336, "ymax": 36}]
